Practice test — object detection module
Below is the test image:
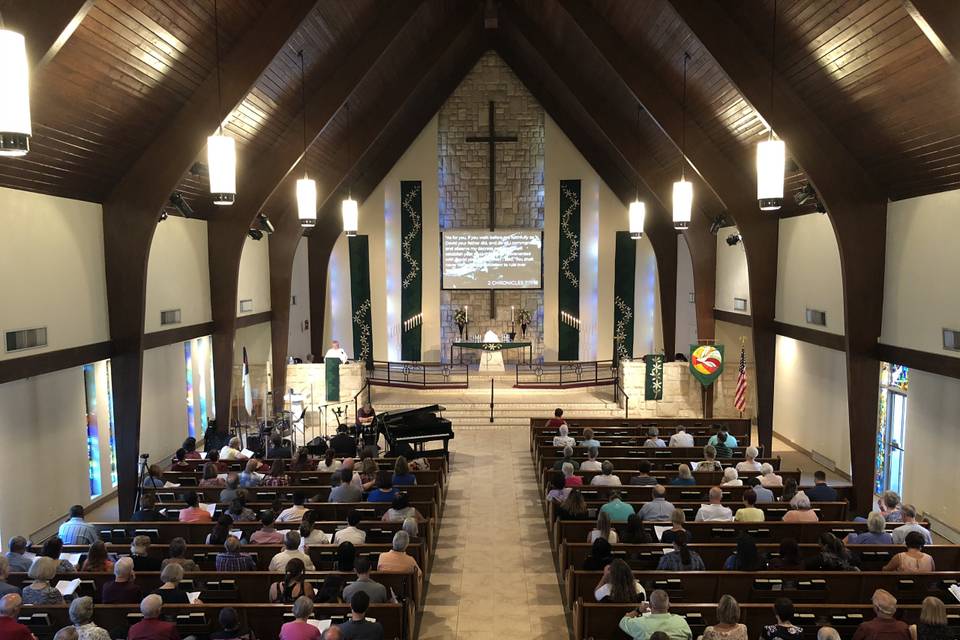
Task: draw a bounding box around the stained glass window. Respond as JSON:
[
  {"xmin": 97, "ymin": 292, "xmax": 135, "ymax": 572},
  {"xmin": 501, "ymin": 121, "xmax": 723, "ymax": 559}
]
[
  {"xmin": 82, "ymin": 364, "xmax": 102, "ymax": 498},
  {"xmin": 876, "ymin": 362, "xmax": 909, "ymax": 495},
  {"xmin": 105, "ymin": 361, "xmax": 118, "ymax": 487},
  {"xmin": 185, "ymin": 341, "xmax": 196, "ymax": 438}
]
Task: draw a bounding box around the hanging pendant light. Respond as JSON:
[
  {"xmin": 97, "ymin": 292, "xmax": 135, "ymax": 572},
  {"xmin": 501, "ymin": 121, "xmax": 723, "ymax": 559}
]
[
  {"xmin": 673, "ymin": 52, "xmax": 692, "ymax": 230},
  {"xmin": 629, "ymin": 200, "xmax": 646, "ymax": 240},
  {"xmin": 0, "ymin": 27, "xmax": 31, "ymax": 157},
  {"xmin": 342, "ymin": 101, "xmax": 358, "ymax": 236},
  {"xmin": 296, "ymin": 50, "xmax": 316, "ymax": 228},
  {"xmin": 208, "ymin": 0, "xmax": 235, "ymax": 205},
  {"xmin": 757, "ymin": 0, "xmax": 784, "ymax": 212}
]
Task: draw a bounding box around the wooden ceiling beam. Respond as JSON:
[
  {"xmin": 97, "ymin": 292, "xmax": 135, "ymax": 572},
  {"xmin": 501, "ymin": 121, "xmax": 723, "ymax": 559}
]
[
  {"xmin": 494, "ymin": 3, "xmax": 677, "ymax": 360},
  {"xmin": 904, "ymin": 0, "xmax": 960, "ymax": 70},
  {"xmin": 668, "ymin": 0, "xmax": 888, "ymax": 512},
  {"xmin": 209, "ymin": 0, "xmax": 425, "ymax": 425},
  {"xmin": 0, "ymin": 0, "xmax": 94, "ymax": 68},
  {"xmin": 558, "ymin": 0, "xmax": 775, "ymax": 429},
  {"xmin": 99, "ymin": 0, "xmax": 317, "ymax": 518},
  {"xmin": 306, "ymin": 15, "xmax": 487, "ymax": 356}
]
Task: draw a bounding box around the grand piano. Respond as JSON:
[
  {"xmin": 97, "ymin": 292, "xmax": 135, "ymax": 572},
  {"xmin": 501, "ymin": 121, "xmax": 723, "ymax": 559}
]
[{"xmin": 378, "ymin": 404, "xmax": 454, "ymax": 458}]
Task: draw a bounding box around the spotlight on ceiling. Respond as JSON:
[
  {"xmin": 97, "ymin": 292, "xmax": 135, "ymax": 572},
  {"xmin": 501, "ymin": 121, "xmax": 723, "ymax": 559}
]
[
  {"xmin": 247, "ymin": 228, "xmax": 264, "ymax": 241},
  {"xmin": 255, "ymin": 213, "xmax": 274, "ymax": 235},
  {"xmin": 709, "ymin": 214, "xmax": 727, "ymax": 236},
  {"xmin": 169, "ymin": 192, "xmax": 193, "ymax": 218},
  {"xmin": 189, "ymin": 162, "xmax": 209, "ymax": 178},
  {"xmin": 794, "ymin": 183, "xmax": 818, "ymax": 206},
  {"xmin": 726, "ymin": 233, "xmax": 742, "ymax": 247},
  {"xmin": 158, "ymin": 210, "xmax": 168, "ymax": 222}
]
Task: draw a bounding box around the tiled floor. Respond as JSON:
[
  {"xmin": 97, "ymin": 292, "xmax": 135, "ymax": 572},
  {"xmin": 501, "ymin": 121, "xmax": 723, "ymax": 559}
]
[{"xmin": 417, "ymin": 423, "xmax": 570, "ymax": 640}]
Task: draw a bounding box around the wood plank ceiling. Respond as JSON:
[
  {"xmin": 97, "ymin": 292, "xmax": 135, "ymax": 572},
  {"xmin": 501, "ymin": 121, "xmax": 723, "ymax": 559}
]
[{"xmin": 0, "ymin": 0, "xmax": 957, "ymax": 218}]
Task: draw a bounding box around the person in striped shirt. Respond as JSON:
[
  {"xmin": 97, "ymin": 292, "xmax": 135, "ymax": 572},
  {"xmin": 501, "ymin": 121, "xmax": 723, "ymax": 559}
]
[{"xmin": 57, "ymin": 506, "xmax": 98, "ymax": 546}]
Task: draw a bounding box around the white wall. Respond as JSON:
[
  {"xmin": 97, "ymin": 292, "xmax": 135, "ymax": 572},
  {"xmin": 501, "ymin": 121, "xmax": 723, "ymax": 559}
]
[
  {"xmin": 902, "ymin": 369, "xmax": 960, "ymax": 532},
  {"xmin": 237, "ymin": 235, "xmax": 271, "ymax": 317},
  {"xmin": 676, "ymin": 236, "xmax": 698, "ymax": 351},
  {"xmin": 139, "ymin": 343, "xmax": 190, "ymax": 462},
  {"xmin": 144, "ymin": 217, "xmax": 212, "ymax": 332},
  {"xmin": 634, "ymin": 235, "xmax": 661, "ymax": 357},
  {"xmin": 324, "ymin": 235, "xmax": 353, "ymax": 356},
  {"xmin": 287, "ymin": 238, "xmax": 311, "ymax": 361},
  {"xmin": 882, "ymin": 189, "xmax": 960, "ymax": 357},
  {"xmin": 0, "ymin": 187, "xmax": 109, "ymax": 360},
  {"xmin": 772, "ymin": 335, "xmax": 851, "ymax": 475},
  {"xmin": 715, "ymin": 225, "xmax": 750, "ymax": 316},
  {"xmin": 235, "ymin": 322, "xmax": 272, "ymax": 365},
  {"xmin": 0, "ymin": 367, "xmax": 93, "ymax": 539},
  {"xmin": 776, "ymin": 214, "xmax": 844, "ymax": 334}
]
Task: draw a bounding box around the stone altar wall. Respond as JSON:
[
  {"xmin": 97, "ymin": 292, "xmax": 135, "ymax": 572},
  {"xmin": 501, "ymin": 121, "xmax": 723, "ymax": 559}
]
[
  {"xmin": 619, "ymin": 361, "xmax": 757, "ymax": 420},
  {"xmin": 284, "ymin": 362, "xmax": 367, "ymax": 438},
  {"xmin": 438, "ymin": 51, "xmax": 545, "ymax": 363}
]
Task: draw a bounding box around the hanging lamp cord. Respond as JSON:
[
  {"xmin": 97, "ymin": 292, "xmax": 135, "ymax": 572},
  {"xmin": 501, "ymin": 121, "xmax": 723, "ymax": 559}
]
[
  {"xmin": 768, "ymin": 0, "xmax": 777, "ymax": 141},
  {"xmin": 681, "ymin": 52, "xmax": 689, "ymax": 179},
  {"xmin": 213, "ymin": 0, "xmax": 223, "ymax": 135},
  {"xmin": 347, "ymin": 101, "xmax": 352, "ymax": 199},
  {"xmin": 298, "ymin": 50, "xmax": 307, "ymax": 177},
  {"xmin": 635, "ymin": 104, "xmax": 641, "ymax": 201}
]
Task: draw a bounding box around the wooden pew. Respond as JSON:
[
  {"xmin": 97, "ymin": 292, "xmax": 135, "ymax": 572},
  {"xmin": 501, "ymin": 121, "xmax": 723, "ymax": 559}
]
[
  {"xmin": 572, "ymin": 601, "xmax": 960, "ymax": 640},
  {"xmin": 565, "ymin": 570, "xmax": 960, "ymax": 608},
  {"xmin": 554, "ymin": 520, "xmax": 925, "ymax": 547},
  {"xmin": 539, "ymin": 469, "xmax": 801, "ymax": 489},
  {"xmin": 17, "ymin": 603, "xmax": 407, "ymax": 640},
  {"xmin": 560, "ymin": 542, "xmax": 960, "ymax": 575},
  {"xmin": 542, "ymin": 483, "xmax": 845, "ymax": 507},
  {"xmin": 175, "ymin": 456, "xmax": 447, "ymax": 477},
  {"xmin": 41, "ymin": 542, "xmax": 427, "ymax": 573},
  {"xmin": 538, "ymin": 447, "xmax": 762, "ymax": 468},
  {"xmin": 124, "ymin": 500, "xmax": 438, "ymax": 527},
  {"xmin": 529, "ymin": 417, "xmax": 751, "ymax": 446},
  {"xmin": 160, "ymin": 469, "xmax": 443, "ymax": 492},
  {"xmin": 545, "ymin": 500, "xmax": 849, "ymax": 526},
  {"xmin": 144, "ymin": 484, "xmax": 441, "ymax": 511},
  {"xmin": 536, "ymin": 435, "xmax": 737, "ymax": 448},
  {"xmin": 8, "ymin": 570, "xmax": 418, "ymax": 607},
  {"xmin": 538, "ymin": 456, "xmax": 782, "ymax": 473}
]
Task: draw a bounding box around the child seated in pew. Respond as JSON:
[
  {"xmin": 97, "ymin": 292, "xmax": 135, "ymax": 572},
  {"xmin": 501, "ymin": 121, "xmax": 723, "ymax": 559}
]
[{"xmin": 595, "ymin": 558, "xmax": 646, "ymax": 603}]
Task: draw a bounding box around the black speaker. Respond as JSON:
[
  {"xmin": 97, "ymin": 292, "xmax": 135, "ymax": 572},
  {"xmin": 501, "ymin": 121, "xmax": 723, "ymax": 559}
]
[
  {"xmin": 306, "ymin": 437, "xmax": 328, "ymax": 456},
  {"xmin": 246, "ymin": 436, "xmax": 265, "ymax": 455}
]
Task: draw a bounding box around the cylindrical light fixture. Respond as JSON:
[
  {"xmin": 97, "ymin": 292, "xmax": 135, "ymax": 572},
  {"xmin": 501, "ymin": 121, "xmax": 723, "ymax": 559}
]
[
  {"xmin": 0, "ymin": 29, "xmax": 31, "ymax": 157},
  {"xmin": 629, "ymin": 199, "xmax": 646, "ymax": 239},
  {"xmin": 672, "ymin": 178, "xmax": 692, "ymax": 229},
  {"xmin": 207, "ymin": 134, "xmax": 235, "ymax": 205},
  {"xmin": 296, "ymin": 177, "xmax": 316, "ymax": 227},
  {"xmin": 342, "ymin": 197, "xmax": 358, "ymax": 236},
  {"xmin": 756, "ymin": 137, "xmax": 785, "ymax": 211}
]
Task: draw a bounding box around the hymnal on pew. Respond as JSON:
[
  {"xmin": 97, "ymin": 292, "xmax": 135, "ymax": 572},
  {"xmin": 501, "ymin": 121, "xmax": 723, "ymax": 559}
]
[
  {"xmin": 55, "ymin": 579, "xmax": 81, "ymax": 597},
  {"xmin": 201, "ymin": 503, "xmax": 216, "ymax": 516},
  {"xmin": 59, "ymin": 552, "xmax": 82, "ymax": 566}
]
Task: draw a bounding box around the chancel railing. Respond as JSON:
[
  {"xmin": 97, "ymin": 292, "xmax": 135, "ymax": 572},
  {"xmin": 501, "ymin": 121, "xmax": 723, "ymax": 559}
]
[
  {"xmin": 515, "ymin": 360, "xmax": 617, "ymax": 388},
  {"xmin": 367, "ymin": 360, "xmax": 470, "ymax": 389}
]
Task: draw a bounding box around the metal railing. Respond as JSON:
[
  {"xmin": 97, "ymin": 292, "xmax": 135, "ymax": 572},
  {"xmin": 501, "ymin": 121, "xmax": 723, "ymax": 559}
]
[
  {"xmin": 515, "ymin": 360, "xmax": 618, "ymax": 388},
  {"xmin": 366, "ymin": 361, "xmax": 470, "ymax": 389},
  {"xmin": 613, "ymin": 378, "xmax": 630, "ymax": 419},
  {"xmin": 353, "ymin": 379, "xmax": 371, "ymax": 418}
]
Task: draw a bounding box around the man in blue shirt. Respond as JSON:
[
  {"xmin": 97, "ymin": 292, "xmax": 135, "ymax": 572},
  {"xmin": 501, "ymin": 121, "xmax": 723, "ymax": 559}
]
[
  {"xmin": 579, "ymin": 428, "xmax": 601, "ymax": 449},
  {"xmin": 57, "ymin": 505, "xmax": 98, "ymax": 545},
  {"xmin": 600, "ymin": 490, "xmax": 635, "ymax": 522},
  {"xmin": 707, "ymin": 426, "xmax": 738, "ymax": 449},
  {"xmin": 805, "ymin": 470, "xmax": 839, "ymax": 502}
]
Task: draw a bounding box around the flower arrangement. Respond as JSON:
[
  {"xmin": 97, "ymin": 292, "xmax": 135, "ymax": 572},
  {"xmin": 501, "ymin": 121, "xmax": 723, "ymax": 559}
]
[
  {"xmin": 454, "ymin": 308, "xmax": 468, "ymax": 326},
  {"xmin": 517, "ymin": 308, "xmax": 532, "ymax": 326}
]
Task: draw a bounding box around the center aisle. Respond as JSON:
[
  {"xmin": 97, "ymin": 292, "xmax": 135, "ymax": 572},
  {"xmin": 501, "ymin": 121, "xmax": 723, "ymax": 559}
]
[{"xmin": 416, "ymin": 423, "xmax": 569, "ymax": 640}]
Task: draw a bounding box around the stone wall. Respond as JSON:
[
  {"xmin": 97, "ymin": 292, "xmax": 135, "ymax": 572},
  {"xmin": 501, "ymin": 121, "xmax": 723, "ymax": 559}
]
[
  {"xmin": 619, "ymin": 361, "xmax": 757, "ymax": 419},
  {"xmin": 284, "ymin": 362, "xmax": 366, "ymax": 438},
  {"xmin": 438, "ymin": 51, "xmax": 545, "ymax": 363}
]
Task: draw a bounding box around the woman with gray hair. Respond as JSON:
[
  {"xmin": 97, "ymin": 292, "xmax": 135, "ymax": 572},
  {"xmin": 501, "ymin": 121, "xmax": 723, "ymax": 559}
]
[
  {"xmin": 376, "ymin": 531, "xmax": 421, "ymax": 578},
  {"xmin": 736, "ymin": 446, "xmax": 762, "ymax": 473},
  {"xmin": 22, "ymin": 557, "xmax": 63, "ymax": 605},
  {"xmin": 783, "ymin": 494, "xmax": 818, "ymax": 522},
  {"xmin": 68, "ymin": 597, "xmax": 110, "ymax": 640},
  {"xmin": 552, "ymin": 445, "xmax": 580, "ymax": 471},
  {"xmin": 562, "ymin": 462, "xmax": 583, "ymax": 487},
  {"xmin": 721, "ymin": 467, "xmax": 743, "ymax": 487},
  {"xmin": 878, "ymin": 490, "xmax": 904, "ymax": 522},
  {"xmin": 151, "ymin": 562, "xmax": 200, "ymax": 604},
  {"xmin": 643, "ymin": 427, "xmax": 666, "ymax": 448},
  {"xmin": 552, "ymin": 424, "xmax": 575, "ymax": 447},
  {"xmin": 279, "ymin": 596, "xmax": 321, "ymax": 640},
  {"xmin": 401, "ymin": 516, "xmax": 419, "ymax": 540},
  {"xmin": 759, "ymin": 463, "xmax": 783, "ymax": 488},
  {"xmin": 845, "ymin": 512, "xmax": 894, "ymax": 545}
]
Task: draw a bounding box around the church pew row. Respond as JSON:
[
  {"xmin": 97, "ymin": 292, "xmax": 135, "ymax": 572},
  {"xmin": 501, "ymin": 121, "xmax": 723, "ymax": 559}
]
[
  {"xmin": 161, "ymin": 469, "xmax": 443, "ymax": 490},
  {"xmin": 539, "ymin": 470, "xmax": 801, "ymax": 491},
  {"xmin": 42, "ymin": 542, "xmax": 427, "ymax": 573},
  {"xmin": 565, "ymin": 570, "xmax": 960, "ymax": 609},
  {"xmin": 560, "ymin": 543, "xmax": 960, "ymax": 575},
  {"xmin": 539, "ymin": 483, "xmax": 846, "ymax": 508},
  {"xmin": 8, "ymin": 570, "xmax": 418, "ymax": 607},
  {"xmin": 529, "ymin": 417, "xmax": 751, "ymax": 441},
  {"xmin": 537, "ymin": 454, "xmax": 780, "ymax": 473},
  {"xmin": 16, "ymin": 603, "xmax": 405, "ymax": 640},
  {"xmin": 571, "ymin": 602, "xmax": 960, "ymax": 640},
  {"xmin": 534, "ymin": 435, "xmax": 749, "ymax": 450},
  {"xmin": 176, "ymin": 456, "xmax": 448, "ymax": 477},
  {"xmin": 83, "ymin": 520, "xmax": 432, "ymax": 555},
  {"xmin": 144, "ymin": 483, "xmax": 441, "ymax": 510},
  {"xmin": 545, "ymin": 500, "xmax": 849, "ymax": 528},
  {"xmin": 554, "ymin": 520, "xmax": 925, "ymax": 547},
  {"xmin": 537, "ymin": 447, "xmax": 764, "ymax": 469}
]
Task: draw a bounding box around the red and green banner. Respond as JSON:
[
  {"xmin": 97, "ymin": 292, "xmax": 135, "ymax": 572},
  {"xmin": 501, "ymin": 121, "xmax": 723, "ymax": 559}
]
[{"xmin": 689, "ymin": 343, "xmax": 724, "ymax": 387}]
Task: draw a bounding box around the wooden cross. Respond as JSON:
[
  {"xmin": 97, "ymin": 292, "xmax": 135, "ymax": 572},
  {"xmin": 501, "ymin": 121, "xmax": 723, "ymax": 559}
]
[{"xmin": 466, "ymin": 100, "xmax": 518, "ymax": 319}]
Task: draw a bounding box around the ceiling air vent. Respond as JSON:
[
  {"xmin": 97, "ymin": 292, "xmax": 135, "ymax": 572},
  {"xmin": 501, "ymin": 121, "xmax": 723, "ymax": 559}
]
[
  {"xmin": 805, "ymin": 308, "xmax": 827, "ymax": 326},
  {"xmin": 160, "ymin": 309, "xmax": 181, "ymax": 326},
  {"xmin": 5, "ymin": 327, "xmax": 48, "ymax": 353},
  {"xmin": 239, "ymin": 299, "xmax": 254, "ymax": 314}
]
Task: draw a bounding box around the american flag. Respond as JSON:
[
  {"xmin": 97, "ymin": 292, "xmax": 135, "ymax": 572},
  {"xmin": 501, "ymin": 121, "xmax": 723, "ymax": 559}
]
[{"xmin": 734, "ymin": 343, "xmax": 748, "ymax": 413}]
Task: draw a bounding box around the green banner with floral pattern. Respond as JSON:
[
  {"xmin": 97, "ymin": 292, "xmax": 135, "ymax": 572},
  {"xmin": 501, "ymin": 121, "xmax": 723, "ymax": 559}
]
[
  {"xmin": 558, "ymin": 180, "xmax": 580, "ymax": 360},
  {"xmin": 349, "ymin": 235, "xmax": 373, "ymax": 368},
  {"xmin": 400, "ymin": 180, "xmax": 422, "ymax": 361}
]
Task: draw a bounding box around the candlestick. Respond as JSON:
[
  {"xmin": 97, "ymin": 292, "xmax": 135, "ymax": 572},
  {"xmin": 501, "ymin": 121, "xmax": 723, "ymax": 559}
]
[{"xmin": 465, "ymin": 305, "xmax": 468, "ymax": 323}]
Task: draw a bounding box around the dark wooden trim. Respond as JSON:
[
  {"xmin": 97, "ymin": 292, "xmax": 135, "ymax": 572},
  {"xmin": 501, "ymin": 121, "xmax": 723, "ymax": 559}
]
[
  {"xmin": 142, "ymin": 322, "xmax": 216, "ymax": 351},
  {"xmin": 1, "ymin": 0, "xmax": 94, "ymax": 68},
  {"xmin": 876, "ymin": 343, "xmax": 960, "ymax": 380},
  {"xmin": 0, "ymin": 341, "xmax": 112, "ymax": 385},
  {"xmin": 269, "ymin": 218, "xmax": 303, "ymax": 400},
  {"xmin": 236, "ymin": 311, "xmax": 273, "ymax": 329},
  {"xmin": 904, "ymin": 0, "xmax": 960, "ymax": 70},
  {"xmin": 684, "ymin": 222, "xmax": 716, "ymax": 343},
  {"xmin": 714, "ymin": 309, "xmax": 752, "ymax": 327},
  {"xmin": 773, "ymin": 321, "xmax": 846, "ymax": 352}
]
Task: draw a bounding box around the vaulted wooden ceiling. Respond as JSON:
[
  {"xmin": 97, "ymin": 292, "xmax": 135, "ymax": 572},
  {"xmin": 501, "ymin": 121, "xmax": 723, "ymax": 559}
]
[{"xmin": 2, "ymin": 0, "xmax": 958, "ymax": 222}]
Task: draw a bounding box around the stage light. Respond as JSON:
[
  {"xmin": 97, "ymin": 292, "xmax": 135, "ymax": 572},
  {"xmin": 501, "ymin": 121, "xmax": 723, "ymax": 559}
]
[
  {"xmin": 709, "ymin": 214, "xmax": 727, "ymax": 236},
  {"xmin": 169, "ymin": 192, "xmax": 194, "ymax": 218},
  {"xmin": 255, "ymin": 212, "xmax": 274, "ymax": 234},
  {"xmin": 726, "ymin": 233, "xmax": 742, "ymax": 246},
  {"xmin": 247, "ymin": 228, "xmax": 264, "ymax": 241},
  {"xmin": 629, "ymin": 200, "xmax": 645, "ymax": 240},
  {"xmin": 0, "ymin": 29, "xmax": 31, "ymax": 156},
  {"xmin": 158, "ymin": 211, "xmax": 168, "ymax": 222}
]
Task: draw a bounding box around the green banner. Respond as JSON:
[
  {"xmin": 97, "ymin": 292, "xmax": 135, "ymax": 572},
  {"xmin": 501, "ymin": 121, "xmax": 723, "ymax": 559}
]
[
  {"xmin": 613, "ymin": 231, "xmax": 636, "ymax": 362},
  {"xmin": 644, "ymin": 354, "xmax": 664, "ymax": 401},
  {"xmin": 690, "ymin": 343, "xmax": 725, "ymax": 387},
  {"xmin": 558, "ymin": 179, "xmax": 581, "ymax": 361},
  {"xmin": 400, "ymin": 181, "xmax": 422, "ymax": 361},
  {"xmin": 349, "ymin": 235, "xmax": 373, "ymax": 368},
  {"xmin": 324, "ymin": 357, "xmax": 340, "ymax": 402}
]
